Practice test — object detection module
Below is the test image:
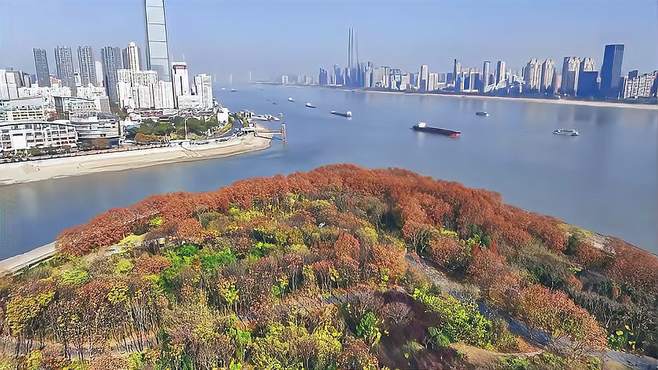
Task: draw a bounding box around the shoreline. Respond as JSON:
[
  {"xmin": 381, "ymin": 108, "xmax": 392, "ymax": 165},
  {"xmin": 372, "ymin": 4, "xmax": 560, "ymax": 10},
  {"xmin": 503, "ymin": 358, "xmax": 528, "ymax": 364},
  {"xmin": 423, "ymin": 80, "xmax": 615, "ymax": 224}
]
[
  {"xmin": 0, "ymin": 132, "xmax": 272, "ymax": 186},
  {"xmin": 363, "ymin": 89, "xmax": 658, "ymax": 110},
  {"xmin": 277, "ymin": 83, "xmax": 658, "ymax": 111}
]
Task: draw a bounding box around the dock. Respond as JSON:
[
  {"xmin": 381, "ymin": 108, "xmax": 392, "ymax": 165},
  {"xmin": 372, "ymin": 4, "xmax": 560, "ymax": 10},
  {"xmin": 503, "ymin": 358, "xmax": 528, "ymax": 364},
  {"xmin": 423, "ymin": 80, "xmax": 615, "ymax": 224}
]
[{"xmin": 0, "ymin": 242, "xmax": 57, "ymax": 276}]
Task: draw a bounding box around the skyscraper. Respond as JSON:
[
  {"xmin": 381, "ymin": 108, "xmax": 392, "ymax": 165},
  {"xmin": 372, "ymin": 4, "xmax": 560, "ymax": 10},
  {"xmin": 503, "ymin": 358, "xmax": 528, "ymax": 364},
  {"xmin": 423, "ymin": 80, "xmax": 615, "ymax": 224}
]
[
  {"xmin": 418, "ymin": 64, "xmax": 429, "ymax": 92},
  {"xmin": 540, "ymin": 59, "xmax": 555, "ymax": 94},
  {"xmin": 101, "ymin": 46, "xmax": 123, "ymax": 103},
  {"xmin": 194, "ymin": 74, "xmax": 213, "ymax": 109},
  {"xmin": 77, "ymin": 46, "xmax": 97, "ymax": 86},
  {"xmin": 145, "ymin": 0, "xmax": 171, "ymax": 82},
  {"xmin": 172, "ymin": 62, "xmax": 190, "ymax": 107},
  {"xmin": 600, "ymin": 44, "xmax": 624, "ymax": 98},
  {"xmin": 523, "ymin": 59, "xmax": 541, "ymax": 92},
  {"xmin": 123, "ymin": 42, "xmax": 141, "ymax": 71},
  {"xmin": 495, "ymin": 60, "xmax": 506, "ymax": 85},
  {"xmin": 480, "ymin": 61, "xmax": 491, "ymax": 93},
  {"xmin": 452, "ymin": 59, "xmax": 461, "ymax": 87},
  {"xmin": 561, "ymin": 57, "xmax": 581, "ymax": 96},
  {"xmin": 54, "ymin": 46, "xmax": 76, "ymax": 90},
  {"xmin": 33, "ymin": 48, "xmax": 51, "ymax": 87}
]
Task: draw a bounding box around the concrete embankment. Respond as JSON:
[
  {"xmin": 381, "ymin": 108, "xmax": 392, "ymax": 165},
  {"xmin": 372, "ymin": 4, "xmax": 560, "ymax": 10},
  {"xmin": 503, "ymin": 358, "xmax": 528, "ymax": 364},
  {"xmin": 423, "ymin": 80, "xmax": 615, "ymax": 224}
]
[
  {"xmin": 0, "ymin": 242, "xmax": 57, "ymax": 276},
  {"xmin": 0, "ymin": 133, "xmax": 271, "ymax": 186}
]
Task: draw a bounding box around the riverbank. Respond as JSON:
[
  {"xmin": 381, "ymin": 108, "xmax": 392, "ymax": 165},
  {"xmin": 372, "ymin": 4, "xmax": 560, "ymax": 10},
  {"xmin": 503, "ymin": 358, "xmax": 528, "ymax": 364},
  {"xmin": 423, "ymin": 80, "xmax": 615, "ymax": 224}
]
[
  {"xmin": 297, "ymin": 84, "xmax": 658, "ymax": 110},
  {"xmin": 0, "ymin": 132, "xmax": 272, "ymax": 186}
]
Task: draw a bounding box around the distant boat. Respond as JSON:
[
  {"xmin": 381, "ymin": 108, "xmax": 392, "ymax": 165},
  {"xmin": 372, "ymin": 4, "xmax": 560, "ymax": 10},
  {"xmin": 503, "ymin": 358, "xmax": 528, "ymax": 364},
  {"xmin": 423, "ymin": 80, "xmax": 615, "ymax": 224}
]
[
  {"xmin": 230, "ymin": 88, "xmax": 237, "ymax": 92},
  {"xmin": 476, "ymin": 111, "xmax": 489, "ymax": 117},
  {"xmin": 412, "ymin": 122, "xmax": 460, "ymax": 138},
  {"xmin": 288, "ymin": 97, "xmax": 295, "ymax": 102},
  {"xmin": 305, "ymin": 102, "xmax": 317, "ymax": 108},
  {"xmin": 553, "ymin": 128, "xmax": 579, "ymax": 136},
  {"xmin": 331, "ymin": 111, "xmax": 352, "ymax": 118}
]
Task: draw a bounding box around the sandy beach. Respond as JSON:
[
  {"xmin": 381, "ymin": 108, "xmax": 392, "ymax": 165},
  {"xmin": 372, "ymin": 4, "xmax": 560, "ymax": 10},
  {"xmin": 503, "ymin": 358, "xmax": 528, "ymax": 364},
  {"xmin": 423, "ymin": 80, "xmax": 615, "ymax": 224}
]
[{"xmin": 0, "ymin": 133, "xmax": 272, "ymax": 186}]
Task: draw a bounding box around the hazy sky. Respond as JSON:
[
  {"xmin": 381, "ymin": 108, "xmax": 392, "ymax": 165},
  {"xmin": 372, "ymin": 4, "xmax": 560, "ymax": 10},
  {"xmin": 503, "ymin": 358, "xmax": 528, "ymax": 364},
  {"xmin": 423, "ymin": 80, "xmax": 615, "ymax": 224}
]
[{"xmin": 1, "ymin": 0, "xmax": 657, "ymax": 84}]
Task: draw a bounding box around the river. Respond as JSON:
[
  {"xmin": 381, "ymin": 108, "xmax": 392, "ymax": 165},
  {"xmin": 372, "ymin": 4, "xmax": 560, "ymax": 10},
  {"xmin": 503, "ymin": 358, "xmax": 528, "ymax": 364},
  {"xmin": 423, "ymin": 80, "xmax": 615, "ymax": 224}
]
[{"xmin": 0, "ymin": 84, "xmax": 656, "ymax": 258}]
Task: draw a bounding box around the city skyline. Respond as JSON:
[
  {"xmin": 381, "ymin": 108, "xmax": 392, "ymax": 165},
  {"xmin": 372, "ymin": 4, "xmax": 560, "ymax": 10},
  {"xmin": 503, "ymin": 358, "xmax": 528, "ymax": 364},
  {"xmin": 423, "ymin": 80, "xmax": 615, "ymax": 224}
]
[{"xmin": 1, "ymin": 0, "xmax": 657, "ymax": 83}]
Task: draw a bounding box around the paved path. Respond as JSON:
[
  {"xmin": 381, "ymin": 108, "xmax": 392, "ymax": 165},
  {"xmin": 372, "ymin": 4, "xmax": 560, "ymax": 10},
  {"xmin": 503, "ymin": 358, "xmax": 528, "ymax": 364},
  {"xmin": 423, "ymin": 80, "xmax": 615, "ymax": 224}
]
[{"xmin": 0, "ymin": 242, "xmax": 57, "ymax": 276}]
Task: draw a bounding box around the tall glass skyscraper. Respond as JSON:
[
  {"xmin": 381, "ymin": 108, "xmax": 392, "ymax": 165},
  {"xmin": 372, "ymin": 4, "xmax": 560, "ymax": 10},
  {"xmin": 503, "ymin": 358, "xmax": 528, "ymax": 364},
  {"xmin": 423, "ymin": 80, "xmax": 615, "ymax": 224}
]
[
  {"xmin": 600, "ymin": 44, "xmax": 624, "ymax": 98},
  {"xmin": 145, "ymin": 0, "xmax": 171, "ymax": 82},
  {"xmin": 33, "ymin": 48, "xmax": 51, "ymax": 87}
]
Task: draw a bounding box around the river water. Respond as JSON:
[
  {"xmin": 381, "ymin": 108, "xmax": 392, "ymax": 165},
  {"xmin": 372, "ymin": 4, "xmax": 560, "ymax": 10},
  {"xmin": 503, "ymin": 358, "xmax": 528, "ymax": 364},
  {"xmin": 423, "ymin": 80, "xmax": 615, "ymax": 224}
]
[{"xmin": 0, "ymin": 85, "xmax": 656, "ymax": 258}]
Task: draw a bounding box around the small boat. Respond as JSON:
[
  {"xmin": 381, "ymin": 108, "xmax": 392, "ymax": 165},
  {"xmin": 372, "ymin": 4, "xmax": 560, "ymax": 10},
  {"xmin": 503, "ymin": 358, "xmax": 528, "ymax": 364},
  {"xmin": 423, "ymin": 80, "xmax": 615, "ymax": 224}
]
[
  {"xmin": 412, "ymin": 122, "xmax": 460, "ymax": 138},
  {"xmin": 476, "ymin": 111, "xmax": 489, "ymax": 117},
  {"xmin": 553, "ymin": 128, "xmax": 579, "ymax": 136},
  {"xmin": 305, "ymin": 102, "xmax": 317, "ymax": 108},
  {"xmin": 288, "ymin": 97, "xmax": 295, "ymax": 102},
  {"xmin": 230, "ymin": 88, "xmax": 237, "ymax": 92},
  {"xmin": 331, "ymin": 111, "xmax": 352, "ymax": 118}
]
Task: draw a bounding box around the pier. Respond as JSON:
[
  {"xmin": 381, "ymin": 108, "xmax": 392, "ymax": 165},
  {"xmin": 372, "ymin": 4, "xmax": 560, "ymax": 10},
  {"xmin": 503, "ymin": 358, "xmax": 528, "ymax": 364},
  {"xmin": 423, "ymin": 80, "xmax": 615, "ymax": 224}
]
[{"xmin": 0, "ymin": 242, "xmax": 57, "ymax": 276}]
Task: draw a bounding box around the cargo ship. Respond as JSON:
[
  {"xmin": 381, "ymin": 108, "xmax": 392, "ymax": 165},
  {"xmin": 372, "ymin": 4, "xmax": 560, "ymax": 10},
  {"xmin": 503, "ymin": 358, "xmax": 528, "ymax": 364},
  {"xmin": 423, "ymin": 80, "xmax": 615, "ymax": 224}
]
[
  {"xmin": 412, "ymin": 122, "xmax": 461, "ymax": 138},
  {"xmin": 331, "ymin": 111, "xmax": 352, "ymax": 118}
]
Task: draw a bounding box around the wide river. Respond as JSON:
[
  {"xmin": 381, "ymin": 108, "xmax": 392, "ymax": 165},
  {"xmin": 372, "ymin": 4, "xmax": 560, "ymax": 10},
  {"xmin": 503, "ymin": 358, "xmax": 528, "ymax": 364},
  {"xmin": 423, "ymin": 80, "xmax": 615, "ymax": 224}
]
[{"xmin": 0, "ymin": 85, "xmax": 656, "ymax": 258}]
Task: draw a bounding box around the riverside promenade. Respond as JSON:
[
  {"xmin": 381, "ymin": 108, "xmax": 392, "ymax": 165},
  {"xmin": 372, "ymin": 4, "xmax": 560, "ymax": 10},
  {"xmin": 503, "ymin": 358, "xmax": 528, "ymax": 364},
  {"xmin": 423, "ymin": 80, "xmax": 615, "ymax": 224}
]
[{"xmin": 0, "ymin": 242, "xmax": 57, "ymax": 276}]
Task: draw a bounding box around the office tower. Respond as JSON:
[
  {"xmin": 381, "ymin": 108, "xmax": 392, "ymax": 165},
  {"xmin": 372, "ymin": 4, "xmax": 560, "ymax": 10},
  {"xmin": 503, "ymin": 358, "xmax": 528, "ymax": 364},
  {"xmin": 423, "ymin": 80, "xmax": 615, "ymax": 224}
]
[
  {"xmin": 495, "ymin": 60, "xmax": 506, "ymax": 85},
  {"xmin": 94, "ymin": 61, "xmax": 104, "ymax": 86},
  {"xmin": 77, "ymin": 46, "xmax": 97, "ymax": 86},
  {"xmin": 145, "ymin": 0, "xmax": 171, "ymax": 81},
  {"xmin": 523, "ymin": 59, "xmax": 541, "ymax": 92},
  {"xmin": 123, "ymin": 42, "xmax": 141, "ymax": 71},
  {"xmin": 561, "ymin": 57, "xmax": 581, "ymax": 96},
  {"xmin": 452, "ymin": 59, "xmax": 461, "ymax": 86},
  {"xmin": 54, "ymin": 46, "xmax": 76, "ymax": 90},
  {"xmin": 418, "ymin": 64, "xmax": 429, "ymax": 91},
  {"xmin": 480, "ymin": 61, "xmax": 491, "ymax": 93},
  {"xmin": 576, "ymin": 58, "xmax": 597, "ymax": 97},
  {"xmin": 540, "ymin": 59, "xmax": 555, "ymax": 93},
  {"xmin": 194, "ymin": 74, "xmax": 213, "ymax": 109},
  {"xmin": 600, "ymin": 44, "xmax": 624, "ymax": 98},
  {"xmin": 101, "ymin": 46, "xmax": 123, "ymax": 103},
  {"xmin": 172, "ymin": 62, "xmax": 190, "ymax": 107},
  {"xmin": 33, "ymin": 48, "xmax": 51, "ymax": 87}
]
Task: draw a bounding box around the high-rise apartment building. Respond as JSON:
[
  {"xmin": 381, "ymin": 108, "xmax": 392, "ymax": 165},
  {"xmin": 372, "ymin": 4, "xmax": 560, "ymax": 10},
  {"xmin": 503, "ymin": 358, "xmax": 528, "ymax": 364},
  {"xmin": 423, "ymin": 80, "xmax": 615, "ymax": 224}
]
[
  {"xmin": 523, "ymin": 59, "xmax": 541, "ymax": 92},
  {"xmin": 172, "ymin": 62, "xmax": 190, "ymax": 108},
  {"xmin": 101, "ymin": 47, "xmax": 123, "ymax": 103},
  {"xmin": 600, "ymin": 44, "xmax": 624, "ymax": 98},
  {"xmin": 77, "ymin": 46, "xmax": 97, "ymax": 87},
  {"xmin": 540, "ymin": 59, "xmax": 555, "ymax": 93},
  {"xmin": 54, "ymin": 46, "xmax": 76, "ymax": 90},
  {"xmin": 145, "ymin": 0, "xmax": 171, "ymax": 82},
  {"xmin": 194, "ymin": 74, "xmax": 213, "ymax": 109},
  {"xmin": 123, "ymin": 42, "xmax": 141, "ymax": 71},
  {"xmin": 561, "ymin": 57, "xmax": 581, "ymax": 96},
  {"xmin": 33, "ymin": 48, "xmax": 51, "ymax": 87}
]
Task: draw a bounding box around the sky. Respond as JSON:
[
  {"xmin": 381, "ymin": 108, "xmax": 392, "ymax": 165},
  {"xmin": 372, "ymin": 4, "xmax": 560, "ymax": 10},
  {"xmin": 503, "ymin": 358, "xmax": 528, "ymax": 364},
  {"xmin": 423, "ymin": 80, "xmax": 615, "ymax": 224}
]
[{"xmin": 1, "ymin": 0, "xmax": 657, "ymax": 84}]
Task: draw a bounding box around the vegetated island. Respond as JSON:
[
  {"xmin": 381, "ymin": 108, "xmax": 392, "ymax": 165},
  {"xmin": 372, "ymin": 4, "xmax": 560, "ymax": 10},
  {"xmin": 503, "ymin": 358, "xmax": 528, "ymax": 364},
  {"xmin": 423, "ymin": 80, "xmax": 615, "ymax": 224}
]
[{"xmin": 1, "ymin": 164, "xmax": 656, "ymax": 369}]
